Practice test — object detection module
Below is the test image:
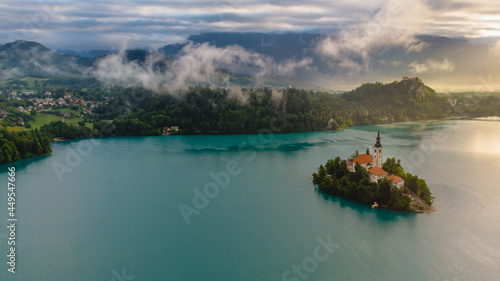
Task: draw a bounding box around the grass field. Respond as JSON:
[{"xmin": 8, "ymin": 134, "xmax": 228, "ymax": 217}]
[
  {"xmin": 1, "ymin": 113, "xmax": 84, "ymax": 132},
  {"xmin": 21, "ymin": 77, "xmax": 50, "ymax": 89},
  {"xmin": 28, "ymin": 114, "xmax": 61, "ymax": 129},
  {"xmin": 27, "ymin": 113, "xmax": 81, "ymax": 130},
  {"xmin": 0, "ymin": 124, "xmax": 26, "ymax": 132},
  {"xmin": 53, "ymin": 108, "xmax": 80, "ymax": 114},
  {"xmin": 63, "ymin": 118, "xmax": 81, "ymax": 126}
]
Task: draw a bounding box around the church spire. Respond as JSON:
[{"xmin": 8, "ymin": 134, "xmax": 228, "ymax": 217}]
[
  {"xmin": 373, "ymin": 130, "xmax": 383, "ymax": 168},
  {"xmin": 374, "ymin": 129, "xmax": 382, "ymax": 148}
]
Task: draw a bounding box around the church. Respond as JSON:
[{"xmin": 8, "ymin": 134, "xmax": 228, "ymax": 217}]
[{"xmin": 347, "ymin": 131, "xmax": 405, "ymax": 188}]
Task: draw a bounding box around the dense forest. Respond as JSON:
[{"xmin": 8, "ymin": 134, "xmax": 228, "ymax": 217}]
[
  {"xmin": 1, "ymin": 120, "xmax": 114, "ymax": 164},
  {"xmin": 312, "ymin": 157, "xmax": 433, "ymax": 212},
  {"xmin": 40, "ymin": 121, "xmax": 97, "ymax": 140},
  {"xmin": 448, "ymin": 92, "xmax": 500, "ymax": 117},
  {"xmin": 0, "ymin": 129, "xmax": 52, "ymax": 164},
  {"xmin": 87, "ymin": 79, "xmax": 452, "ymax": 136}
]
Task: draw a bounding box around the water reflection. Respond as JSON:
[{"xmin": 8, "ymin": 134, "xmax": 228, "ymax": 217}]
[{"xmin": 313, "ymin": 185, "xmax": 416, "ymax": 222}]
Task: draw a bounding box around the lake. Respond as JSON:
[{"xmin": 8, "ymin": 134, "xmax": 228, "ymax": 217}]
[{"xmin": 1, "ymin": 120, "xmax": 499, "ymax": 281}]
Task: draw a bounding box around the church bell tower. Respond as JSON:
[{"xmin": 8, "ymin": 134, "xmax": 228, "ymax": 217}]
[{"xmin": 373, "ymin": 130, "xmax": 383, "ymax": 168}]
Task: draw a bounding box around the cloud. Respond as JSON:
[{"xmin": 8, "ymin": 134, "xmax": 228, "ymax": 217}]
[
  {"xmin": 3, "ymin": 0, "xmax": 500, "ymax": 50},
  {"xmin": 2, "ymin": 0, "xmax": 500, "ymax": 93},
  {"xmin": 92, "ymin": 42, "xmax": 312, "ymax": 95},
  {"xmin": 408, "ymin": 59, "xmax": 455, "ymax": 74},
  {"xmin": 406, "ymin": 41, "xmax": 429, "ymax": 53},
  {"xmin": 166, "ymin": 43, "xmax": 311, "ymax": 87},
  {"xmin": 0, "ymin": 0, "xmax": 379, "ymax": 50},
  {"xmin": 314, "ymin": 0, "xmax": 432, "ymax": 72},
  {"xmin": 92, "ymin": 50, "xmax": 165, "ymax": 91},
  {"xmin": 490, "ymin": 40, "xmax": 500, "ymax": 58}
]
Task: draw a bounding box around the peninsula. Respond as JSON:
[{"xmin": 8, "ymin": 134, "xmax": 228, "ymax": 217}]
[{"xmin": 312, "ymin": 131, "xmax": 435, "ymax": 212}]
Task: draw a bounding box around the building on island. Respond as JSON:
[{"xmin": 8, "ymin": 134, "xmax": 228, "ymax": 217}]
[
  {"xmin": 350, "ymin": 130, "xmax": 382, "ymax": 172},
  {"xmin": 350, "ymin": 130, "xmax": 405, "ymax": 189},
  {"xmin": 351, "ymin": 149, "xmax": 373, "ymax": 171},
  {"xmin": 389, "ymin": 175, "xmax": 405, "ymax": 189},
  {"xmin": 373, "ymin": 130, "xmax": 383, "ymax": 168},
  {"xmin": 369, "ymin": 166, "xmax": 388, "ymax": 183}
]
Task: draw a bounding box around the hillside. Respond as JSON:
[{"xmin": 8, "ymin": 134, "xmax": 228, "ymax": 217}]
[
  {"xmin": 87, "ymin": 79, "xmax": 452, "ymax": 136},
  {"xmin": 343, "ymin": 78, "xmax": 451, "ymax": 122},
  {"xmin": 0, "ymin": 41, "xmax": 169, "ymax": 81},
  {"xmin": 0, "ymin": 40, "xmax": 287, "ymax": 88},
  {"xmin": 0, "ymin": 40, "xmax": 93, "ymax": 79}
]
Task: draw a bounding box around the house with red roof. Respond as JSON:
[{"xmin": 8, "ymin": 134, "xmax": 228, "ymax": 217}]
[
  {"xmin": 389, "ymin": 175, "xmax": 405, "ymax": 189},
  {"xmin": 369, "ymin": 166, "xmax": 388, "ymax": 183},
  {"xmin": 352, "ymin": 149, "xmax": 373, "ymax": 171}
]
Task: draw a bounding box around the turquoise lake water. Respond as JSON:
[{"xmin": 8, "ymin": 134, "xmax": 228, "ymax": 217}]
[{"xmin": 0, "ymin": 120, "xmax": 499, "ymax": 281}]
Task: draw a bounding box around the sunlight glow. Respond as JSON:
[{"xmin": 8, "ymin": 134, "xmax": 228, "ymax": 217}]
[{"xmin": 470, "ymin": 128, "xmax": 500, "ymax": 155}]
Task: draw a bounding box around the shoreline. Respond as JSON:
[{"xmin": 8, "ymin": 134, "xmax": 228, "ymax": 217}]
[
  {"xmin": 415, "ymin": 206, "xmax": 436, "ymax": 213},
  {"xmin": 315, "ymin": 186, "xmax": 432, "ymax": 214},
  {"xmin": 52, "ymin": 138, "xmax": 69, "ymax": 142},
  {"xmin": 4, "ymin": 117, "xmax": 499, "ymax": 165}
]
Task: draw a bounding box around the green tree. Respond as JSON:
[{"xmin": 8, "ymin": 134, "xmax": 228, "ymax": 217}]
[{"xmin": 382, "ymin": 157, "xmax": 402, "ymax": 174}]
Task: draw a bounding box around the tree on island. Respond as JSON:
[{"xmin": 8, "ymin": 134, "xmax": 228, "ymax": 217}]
[
  {"xmin": 347, "ymin": 150, "xmax": 359, "ymax": 161},
  {"xmin": 382, "ymin": 157, "xmax": 403, "ymax": 175},
  {"xmin": 382, "ymin": 157, "xmax": 434, "ymax": 206},
  {"xmin": 404, "ymin": 172, "xmax": 434, "ymax": 206}
]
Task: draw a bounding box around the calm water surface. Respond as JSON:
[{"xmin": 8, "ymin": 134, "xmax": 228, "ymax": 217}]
[{"xmin": 0, "ymin": 120, "xmax": 499, "ymax": 281}]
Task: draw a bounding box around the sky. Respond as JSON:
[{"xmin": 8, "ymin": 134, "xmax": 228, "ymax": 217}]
[
  {"xmin": 1, "ymin": 0, "xmax": 500, "ymax": 50},
  {"xmin": 2, "ymin": 0, "xmax": 500, "ymax": 91}
]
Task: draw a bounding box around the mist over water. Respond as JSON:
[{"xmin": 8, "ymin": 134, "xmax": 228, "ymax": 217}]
[{"xmin": 0, "ymin": 120, "xmax": 499, "ymax": 280}]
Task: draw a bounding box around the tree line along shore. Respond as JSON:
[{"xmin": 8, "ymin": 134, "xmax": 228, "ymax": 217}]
[{"xmin": 1, "ymin": 78, "xmax": 500, "ymax": 164}]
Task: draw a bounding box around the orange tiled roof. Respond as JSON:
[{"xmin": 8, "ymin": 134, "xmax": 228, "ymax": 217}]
[
  {"xmin": 389, "ymin": 175, "xmax": 404, "ymax": 184},
  {"xmin": 369, "ymin": 166, "xmax": 388, "ymax": 176},
  {"xmin": 353, "ymin": 154, "xmax": 373, "ymax": 164}
]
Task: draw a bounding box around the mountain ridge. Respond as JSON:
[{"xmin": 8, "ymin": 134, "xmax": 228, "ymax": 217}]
[{"xmin": 1, "ymin": 32, "xmax": 499, "ymax": 91}]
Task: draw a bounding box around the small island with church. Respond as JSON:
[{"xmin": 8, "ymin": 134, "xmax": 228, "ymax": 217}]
[{"xmin": 312, "ymin": 131, "xmax": 435, "ymax": 212}]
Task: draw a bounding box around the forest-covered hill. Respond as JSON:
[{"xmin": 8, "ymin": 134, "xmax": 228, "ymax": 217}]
[{"xmin": 87, "ymin": 78, "xmax": 452, "ymax": 136}]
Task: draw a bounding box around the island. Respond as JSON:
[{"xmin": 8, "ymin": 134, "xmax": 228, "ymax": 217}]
[{"xmin": 312, "ymin": 131, "xmax": 435, "ymax": 212}]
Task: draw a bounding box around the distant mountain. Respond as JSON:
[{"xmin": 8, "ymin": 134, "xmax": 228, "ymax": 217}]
[
  {"xmin": 159, "ymin": 43, "xmax": 187, "ymax": 58},
  {"xmin": 93, "ymin": 49, "xmax": 172, "ymax": 76},
  {"xmin": 0, "ymin": 41, "xmax": 167, "ymax": 80},
  {"xmin": 157, "ymin": 32, "xmax": 500, "ymax": 91},
  {"xmin": 158, "ymin": 32, "xmax": 473, "ymax": 64},
  {"xmin": 159, "ymin": 32, "xmax": 319, "ymax": 62},
  {"xmin": 1, "ymin": 32, "xmax": 499, "ymax": 92},
  {"xmin": 57, "ymin": 49, "xmax": 113, "ymax": 58},
  {"xmin": 92, "ymin": 49, "xmax": 149, "ymax": 62},
  {"xmin": 0, "ymin": 40, "xmax": 302, "ymax": 88},
  {"xmin": 0, "ymin": 40, "xmax": 92, "ymax": 79}
]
